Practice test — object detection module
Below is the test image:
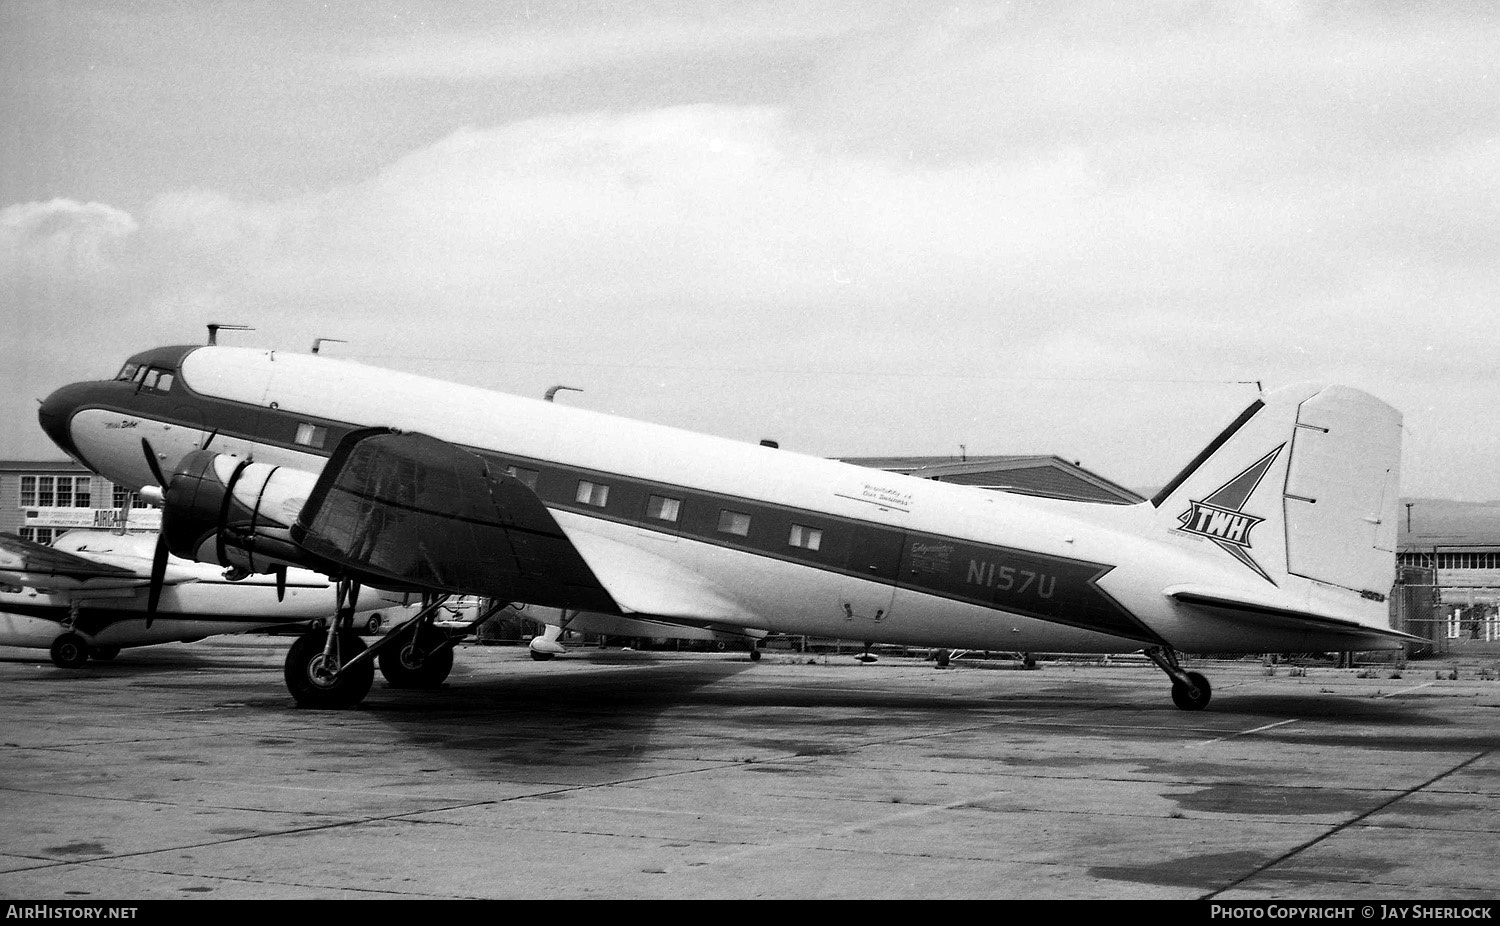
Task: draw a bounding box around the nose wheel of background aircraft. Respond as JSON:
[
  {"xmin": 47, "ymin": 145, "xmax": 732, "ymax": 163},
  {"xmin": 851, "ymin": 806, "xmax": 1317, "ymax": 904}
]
[{"xmin": 284, "ymin": 628, "xmax": 374, "ymax": 709}]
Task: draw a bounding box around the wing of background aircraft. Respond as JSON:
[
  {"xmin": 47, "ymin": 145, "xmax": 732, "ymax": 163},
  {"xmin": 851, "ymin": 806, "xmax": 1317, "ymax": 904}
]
[
  {"xmin": 0, "ymin": 530, "xmax": 395, "ymax": 670},
  {"xmin": 0, "ymin": 531, "xmax": 196, "ymax": 591}
]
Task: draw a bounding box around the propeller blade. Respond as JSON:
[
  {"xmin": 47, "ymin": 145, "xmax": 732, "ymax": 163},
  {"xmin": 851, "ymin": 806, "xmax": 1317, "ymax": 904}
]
[
  {"xmin": 275, "ymin": 566, "xmax": 286, "ymax": 602},
  {"xmin": 146, "ymin": 534, "xmax": 169, "ymax": 627},
  {"xmin": 140, "ymin": 438, "xmax": 167, "ymax": 488}
]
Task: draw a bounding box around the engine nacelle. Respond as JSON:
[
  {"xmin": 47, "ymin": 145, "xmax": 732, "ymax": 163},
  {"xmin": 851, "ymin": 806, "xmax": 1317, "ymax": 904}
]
[{"xmin": 160, "ymin": 450, "xmax": 323, "ymax": 575}]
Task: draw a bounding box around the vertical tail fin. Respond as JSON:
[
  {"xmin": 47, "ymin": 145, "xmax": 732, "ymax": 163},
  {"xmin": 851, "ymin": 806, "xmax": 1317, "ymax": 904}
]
[{"xmin": 1153, "ymin": 383, "xmax": 1402, "ymax": 625}]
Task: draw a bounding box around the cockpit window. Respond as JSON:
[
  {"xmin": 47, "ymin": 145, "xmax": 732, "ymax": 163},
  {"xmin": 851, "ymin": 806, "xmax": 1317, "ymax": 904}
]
[
  {"xmin": 115, "ymin": 362, "xmax": 140, "ymax": 382},
  {"xmin": 138, "ymin": 368, "xmax": 174, "ymax": 393}
]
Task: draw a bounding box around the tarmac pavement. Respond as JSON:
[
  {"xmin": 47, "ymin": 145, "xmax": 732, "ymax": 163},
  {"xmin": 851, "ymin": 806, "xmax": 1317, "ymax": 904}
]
[{"xmin": 1, "ymin": 638, "xmax": 1497, "ymax": 901}]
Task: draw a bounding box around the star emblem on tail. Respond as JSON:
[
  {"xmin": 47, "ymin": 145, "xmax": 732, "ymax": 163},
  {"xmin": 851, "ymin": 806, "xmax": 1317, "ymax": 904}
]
[{"xmin": 1176, "ymin": 444, "xmax": 1284, "ymax": 583}]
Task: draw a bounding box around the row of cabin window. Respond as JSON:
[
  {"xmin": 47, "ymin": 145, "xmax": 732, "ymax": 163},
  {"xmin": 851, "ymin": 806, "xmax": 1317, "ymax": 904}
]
[{"xmin": 572, "ymin": 478, "xmax": 823, "ymax": 551}]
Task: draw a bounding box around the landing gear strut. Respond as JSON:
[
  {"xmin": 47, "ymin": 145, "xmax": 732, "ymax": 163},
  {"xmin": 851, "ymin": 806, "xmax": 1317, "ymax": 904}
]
[
  {"xmin": 1146, "ymin": 646, "xmax": 1211, "ymax": 711},
  {"xmin": 284, "ymin": 579, "xmax": 375, "ymax": 708}
]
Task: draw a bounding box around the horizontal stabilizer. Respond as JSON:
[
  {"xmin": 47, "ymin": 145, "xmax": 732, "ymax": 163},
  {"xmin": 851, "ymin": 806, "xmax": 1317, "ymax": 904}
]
[{"xmin": 1166, "ymin": 584, "xmax": 1424, "ymax": 645}]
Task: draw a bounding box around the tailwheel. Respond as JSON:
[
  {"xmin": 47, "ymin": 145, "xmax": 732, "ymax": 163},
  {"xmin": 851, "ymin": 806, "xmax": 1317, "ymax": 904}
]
[
  {"xmin": 1146, "ymin": 646, "xmax": 1213, "ymax": 711},
  {"xmin": 1170, "ymin": 671, "xmax": 1212, "ymax": 711},
  {"xmin": 378, "ymin": 627, "xmax": 455, "ymax": 688},
  {"xmin": 49, "ymin": 632, "xmax": 89, "ymax": 669},
  {"xmin": 284, "ymin": 629, "xmax": 373, "ymax": 708}
]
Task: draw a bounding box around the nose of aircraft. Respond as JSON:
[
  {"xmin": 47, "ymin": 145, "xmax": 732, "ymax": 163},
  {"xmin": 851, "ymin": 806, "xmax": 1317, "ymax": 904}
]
[{"xmin": 38, "ymin": 382, "xmax": 93, "ymax": 465}]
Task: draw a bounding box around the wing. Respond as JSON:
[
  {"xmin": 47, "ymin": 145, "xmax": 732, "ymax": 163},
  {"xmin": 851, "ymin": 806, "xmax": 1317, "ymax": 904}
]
[
  {"xmin": 289, "ymin": 429, "xmax": 618, "ymax": 611},
  {"xmin": 0, "ymin": 531, "xmax": 147, "ymax": 590},
  {"xmin": 287, "ymin": 429, "xmax": 756, "ymax": 623}
]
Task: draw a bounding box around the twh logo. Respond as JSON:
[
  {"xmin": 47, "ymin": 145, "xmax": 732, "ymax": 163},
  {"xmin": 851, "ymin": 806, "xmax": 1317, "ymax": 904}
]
[{"xmin": 1176, "ymin": 444, "xmax": 1285, "ymax": 583}]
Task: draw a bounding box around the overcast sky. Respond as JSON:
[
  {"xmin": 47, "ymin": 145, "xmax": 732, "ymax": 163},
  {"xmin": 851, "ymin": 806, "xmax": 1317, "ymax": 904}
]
[{"xmin": 3, "ymin": 1, "xmax": 1497, "ymax": 501}]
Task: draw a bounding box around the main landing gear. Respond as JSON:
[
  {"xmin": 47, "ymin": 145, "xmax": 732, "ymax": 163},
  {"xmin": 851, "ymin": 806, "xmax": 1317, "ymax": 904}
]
[
  {"xmin": 49, "ymin": 632, "xmax": 90, "ymax": 669},
  {"xmin": 1146, "ymin": 646, "xmax": 1212, "ymax": 711},
  {"xmin": 284, "ymin": 587, "xmax": 509, "ymax": 708}
]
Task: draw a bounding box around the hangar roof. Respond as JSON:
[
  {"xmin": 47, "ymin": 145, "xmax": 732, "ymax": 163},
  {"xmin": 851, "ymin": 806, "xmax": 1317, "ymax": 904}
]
[{"xmin": 843, "ymin": 455, "xmax": 1144, "ymax": 505}]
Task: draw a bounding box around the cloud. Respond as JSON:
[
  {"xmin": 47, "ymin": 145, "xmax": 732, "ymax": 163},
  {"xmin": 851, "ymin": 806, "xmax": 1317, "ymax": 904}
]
[{"xmin": 0, "ymin": 199, "xmax": 138, "ymax": 279}]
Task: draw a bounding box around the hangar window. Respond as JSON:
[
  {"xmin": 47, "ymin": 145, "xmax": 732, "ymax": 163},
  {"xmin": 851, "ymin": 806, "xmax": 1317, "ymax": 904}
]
[
  {"xmin": 18, "ymin": 476, "xmax": 91, "ymax": 508},
  {"xmin": 294, "ymin": 422, "xmax": 328, "ymax": 449},
  {"xmin": 112, "ymin": 485, "xmax": 149, "ymax": 509},
  {"xmin": 645, "ymin": 494, "xmax": 681, "ymax": 522},
  {"xmin": 788, "ymin": 524, "xmax": 823, "ymax": 551},
  {"xmin": 505, "ymin": 465, "xmax": 540, "ymax": 489},
  {"xmin": 717, "ymin": 509, "xmax": 752, "ymax": 537},
  {"xmin": 576, "ymin": 480, "xmax": 610, "ymax": 507}
]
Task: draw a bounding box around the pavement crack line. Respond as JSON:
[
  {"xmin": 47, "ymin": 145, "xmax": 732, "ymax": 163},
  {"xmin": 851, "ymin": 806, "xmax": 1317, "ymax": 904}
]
[{"xmin": 1199, "ymin": 746, "xmax": 1496, "ymax": 900}]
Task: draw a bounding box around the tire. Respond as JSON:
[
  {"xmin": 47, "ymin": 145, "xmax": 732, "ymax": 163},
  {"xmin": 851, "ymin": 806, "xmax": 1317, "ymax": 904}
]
[
  {"xmin": 284, "ymin": 630, "xmax": 373, "ymax": 708},
  {"xmin": 1171, "ymin": 671, "xmax": 1212, "ymax": 711},
  {"xmin": 364, "ymin": 613, "xmax": 383, "ymax": 635},
  {"xmin": 50, "ymin": 633, "xmax": 89, "ymax": 669},
  {"xmin": 378, "ymin": 627, "xmax": 454, "ymax": 688}
]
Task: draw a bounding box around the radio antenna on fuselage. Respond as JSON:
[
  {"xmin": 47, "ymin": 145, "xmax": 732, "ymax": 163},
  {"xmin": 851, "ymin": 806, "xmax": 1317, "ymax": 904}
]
[
  {"xmin": 207, "ymin": 323, "xmax": 254, "ymax": 345},
  {"xmin": 312, "ymin": 338, "xmax": 347, "ymax": 355},
  {"xmin": 545, "ymin": 385, "xmax": 583, "ymax": 402}
]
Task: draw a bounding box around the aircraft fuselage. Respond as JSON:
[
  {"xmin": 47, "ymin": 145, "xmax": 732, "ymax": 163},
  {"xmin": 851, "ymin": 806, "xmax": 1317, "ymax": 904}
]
[{"xmin": 39, "ymin": 345, "xmax": 1401, "ymax": 657}]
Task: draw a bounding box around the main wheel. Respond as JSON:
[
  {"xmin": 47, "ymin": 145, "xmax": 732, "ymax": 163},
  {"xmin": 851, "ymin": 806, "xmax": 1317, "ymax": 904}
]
[
  {"xmin": 1171, "ymin": 671, "xmax": 1212, "ymax": 711},
  {"xmin": 88, "ymin": 645, "xmax": 121, "ymax": 661},
  {"xmin": 50, "ymin": 633, "xmax": 89, "ymax": 669},
  {"xmin": 284, "ymin": 630, "xmax": 373, "ymax": 708},
  {"xmin": 378, "ymin": 627, "xmax": 454, "ymax": 688}
]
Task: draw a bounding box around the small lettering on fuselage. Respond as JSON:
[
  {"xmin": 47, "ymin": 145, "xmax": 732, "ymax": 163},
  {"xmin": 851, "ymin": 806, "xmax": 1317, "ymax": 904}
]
[
  {"xmin": 860, "ymin": 483, "xmax": 912, "ymax": 509},
  {"xmin": 908, "ymin": 541, "xmax": 952, "ymax": 577},
  {"xmin": 104, "ymin": 419, "xmax": 140, "ymax": 430}
]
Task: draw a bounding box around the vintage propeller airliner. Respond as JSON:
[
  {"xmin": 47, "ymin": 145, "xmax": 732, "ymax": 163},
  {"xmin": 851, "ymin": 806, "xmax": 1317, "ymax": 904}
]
[{"xmin": 37, "ymin": 342, "xmax": 1411, "ymax": 710}]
